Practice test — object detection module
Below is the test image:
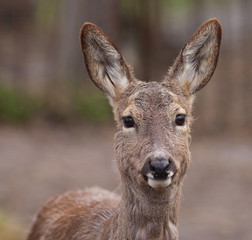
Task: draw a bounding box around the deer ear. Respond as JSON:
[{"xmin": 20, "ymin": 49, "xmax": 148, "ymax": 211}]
[
  {"xmin": 80, "ymin": 23, "xmax": 134, "ymax": 101},
  {"xmin": 167, "ymin": 18, "xmax": 222, "ymax": 94}
]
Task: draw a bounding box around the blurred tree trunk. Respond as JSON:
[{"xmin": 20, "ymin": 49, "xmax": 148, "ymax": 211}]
[
  {"xmin": 138, "ymin": 0, "xmax": 152, "ymax": 81},
  {"xmin": 0, "ymin": 0, "xmax": 34, "ymax": 89},
  {"xmin": 223, "ymin": 0, "xmax": 249, "ymax": 133},
  {"xmin": 240, "ymin": 0, "xmax": 252, "ymax": 131},
  {"xmin": 55, "ymin": 0, "xmax": 121, "ymax": 82},
  {"xmin": 137, "ymin": 0, "xmax": 166, "ymax": 81}
]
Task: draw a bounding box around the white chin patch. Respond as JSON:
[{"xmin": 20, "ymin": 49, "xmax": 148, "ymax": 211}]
[
  {"xmin": 148, "ymin": 178, "xmax": 172, "ymax": 188},
  {"xmin": 146, "ymin": 172, "xmax": 174, "ymax": 189}
]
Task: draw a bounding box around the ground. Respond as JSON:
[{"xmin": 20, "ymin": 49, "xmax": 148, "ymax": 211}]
[{"xmin": 0, "ymin": 123, "xmax": 251, "ymax": 240}]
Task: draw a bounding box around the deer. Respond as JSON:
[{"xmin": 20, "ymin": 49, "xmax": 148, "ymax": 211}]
[{"xmin": 27, "ymin": 18, "xmax": 222, "ymax": 240}]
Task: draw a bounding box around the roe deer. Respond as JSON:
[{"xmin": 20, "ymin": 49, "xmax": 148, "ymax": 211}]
[{"xmin": 27, "ymin": 18, "xmax": 221, "ymax": 240}]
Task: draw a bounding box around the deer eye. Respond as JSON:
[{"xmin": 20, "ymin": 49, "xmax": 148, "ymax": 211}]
[
  {"xmin": 175, "ymin": 114, "xmax": 186, "ymax": 126},
  {"xmin": 123, "ymin": 116, "xmax": 135, "ymax": 128}
]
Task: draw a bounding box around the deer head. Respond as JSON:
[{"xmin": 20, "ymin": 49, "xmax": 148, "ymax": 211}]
[{"xmin": 80, "ymin": 19, "xmax": 221, "ymax": 201}]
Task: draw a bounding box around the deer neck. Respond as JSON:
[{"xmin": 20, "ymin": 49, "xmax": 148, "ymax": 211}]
[{"xmin": 107, "ymin": 175, "xmax": 180, "ymax": 240}]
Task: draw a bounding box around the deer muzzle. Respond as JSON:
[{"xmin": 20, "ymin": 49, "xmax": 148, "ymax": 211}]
[{"xmin": 142, "ymin": 156, "xmax": 177, "ymax": 189}]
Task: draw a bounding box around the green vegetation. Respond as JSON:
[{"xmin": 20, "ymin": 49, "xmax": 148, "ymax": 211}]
[
  {"xmin": 73, "ymin": 89, "xmax": 112, "ymax": 123},
  {"xmin": 0, "ymin": 84, "xmax": 39, "ymax": 122},
  {"xmin": 0, "ymin": 211, "xmax": 25, "ymax": 240},
  {"xmin": 34, "ymin": 0, "xmax": 62, "ymax": 31},
  {"xmin": 0, "ymin": 83, "xmax": 112, "ymax": 124}
]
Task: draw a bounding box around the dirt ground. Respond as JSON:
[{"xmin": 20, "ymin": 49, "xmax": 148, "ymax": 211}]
[{"xmin": 0, "ymin": 123, "xmax": 251, "ymax": 240}]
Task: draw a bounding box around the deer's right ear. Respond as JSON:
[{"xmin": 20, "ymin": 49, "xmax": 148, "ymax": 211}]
[{"xmin": 80, "ymin": 23, "xmax": 134, "ymax": 101}]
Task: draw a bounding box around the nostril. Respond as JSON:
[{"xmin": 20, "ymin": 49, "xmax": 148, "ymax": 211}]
[
  {"xmin": 163, "ymin": 161, "xmax": 170, "ymax": 171},
  {"xmin": 149, "ymin": 161, "xmax": 155, "ymax": 173},
  {"xmin": 168, "ymin": 158, "xmax": 176, "ymax": 173},
  {"xmin": 149, "ymin": 164, "xmax": 156, "ymax": 177},
  {"xmin": 165, "ymin": 164, "xmax": 170, "ymax": 171}
]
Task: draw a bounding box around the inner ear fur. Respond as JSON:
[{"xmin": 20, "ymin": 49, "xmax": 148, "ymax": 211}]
[
  {"xmin": 167, "ymin": 18, "xmax": 222, "ymax": 94},
  {"xmin": 80, "ymin": 23, "xmax": 134, "ymax": 99}
]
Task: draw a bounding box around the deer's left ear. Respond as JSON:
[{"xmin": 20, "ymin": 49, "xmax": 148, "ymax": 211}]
[{"xmin": 167, "ymin": 18, "xmax": 222, "ymax": 94}]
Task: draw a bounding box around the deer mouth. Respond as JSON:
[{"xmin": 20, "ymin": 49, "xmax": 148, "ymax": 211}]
[{"xmin": 145, "ymin": 171, "xmax": 174, "ymax": 189}]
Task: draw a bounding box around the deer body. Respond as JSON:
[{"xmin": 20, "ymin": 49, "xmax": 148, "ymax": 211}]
[{"xmin": 27, "ymin": 19, "xmax": 221, "ymax": 240}]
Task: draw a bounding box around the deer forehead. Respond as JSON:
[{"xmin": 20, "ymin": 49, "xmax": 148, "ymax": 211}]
[{"xmin": 119, "ymin": 82, "xmax": 188, "ymax": 120}]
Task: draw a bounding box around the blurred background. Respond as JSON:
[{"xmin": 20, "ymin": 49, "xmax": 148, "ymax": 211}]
[{"xmin": 0, "ymin": 0, "xmax": 251, "ymax": 239}]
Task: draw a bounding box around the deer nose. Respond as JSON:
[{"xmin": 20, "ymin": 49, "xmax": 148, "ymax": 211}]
[{"xmin": 149, "ymin": 160, "xmax": 170, "ymax": 180}]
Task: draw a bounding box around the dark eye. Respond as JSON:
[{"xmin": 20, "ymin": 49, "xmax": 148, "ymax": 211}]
[
  {"xmin": 123, "ymin": 116, "xmax": 135, "ymax": 128},
  {"xmin": 175, "ymin": 114, "xmax": 186, "ymax": 126}
]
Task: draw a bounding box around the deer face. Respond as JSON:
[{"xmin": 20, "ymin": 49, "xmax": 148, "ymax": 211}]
[
  {"xmin": 114, "ymin": 81, "xmax": 192, "ymax": 189},
  {"xmin": 80, "ymin": 19, "xmax": 221, "ymax": 190}
]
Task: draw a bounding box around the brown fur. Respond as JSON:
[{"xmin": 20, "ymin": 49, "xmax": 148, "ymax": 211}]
[{"xmin": 27, "ymin": 19, "xmax": 222, "ymax": 240}]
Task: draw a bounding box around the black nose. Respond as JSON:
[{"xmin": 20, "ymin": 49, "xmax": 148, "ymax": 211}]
[{"xmin": 149, "ymin": 160, "xmax": 170, "ymax": 180}]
